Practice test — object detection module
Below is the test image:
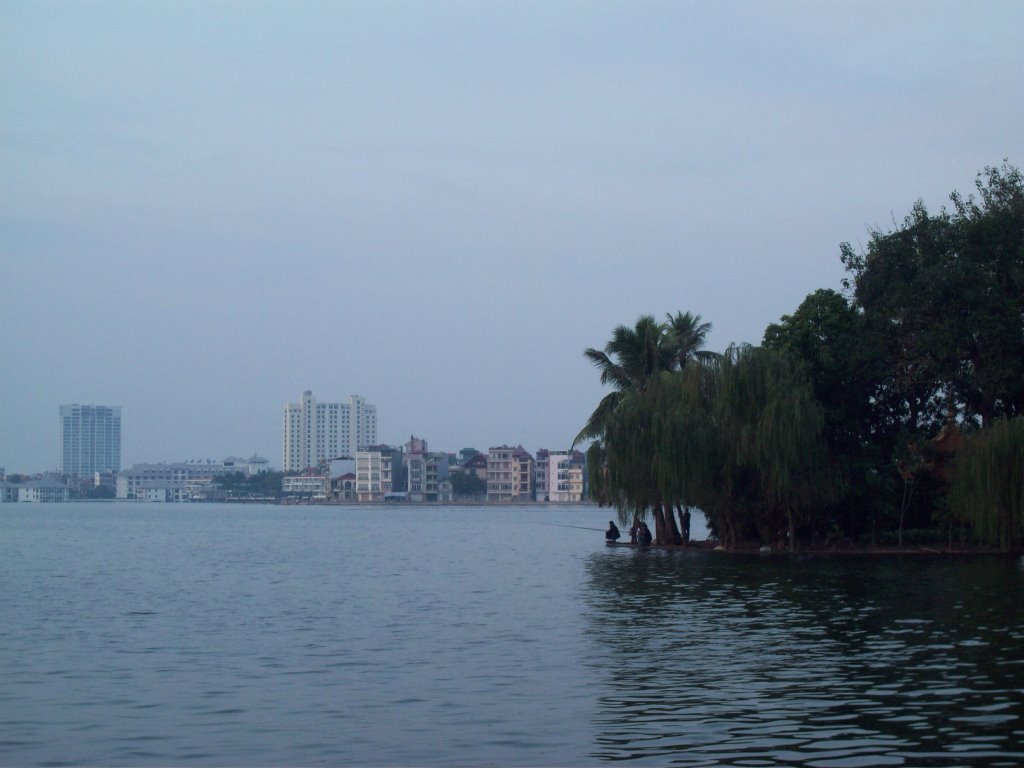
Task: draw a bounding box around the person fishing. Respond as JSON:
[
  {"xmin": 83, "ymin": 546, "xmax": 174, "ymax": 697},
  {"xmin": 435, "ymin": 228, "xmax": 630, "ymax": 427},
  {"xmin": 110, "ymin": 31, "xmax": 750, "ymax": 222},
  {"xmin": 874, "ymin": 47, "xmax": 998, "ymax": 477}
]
[
  {"xmin": 605, "ymin": 521, "xmax": 620, "ymax": 542},
  {"xmin": 638, "ymin": 521, "xmax": 653, "ymax": 547}
]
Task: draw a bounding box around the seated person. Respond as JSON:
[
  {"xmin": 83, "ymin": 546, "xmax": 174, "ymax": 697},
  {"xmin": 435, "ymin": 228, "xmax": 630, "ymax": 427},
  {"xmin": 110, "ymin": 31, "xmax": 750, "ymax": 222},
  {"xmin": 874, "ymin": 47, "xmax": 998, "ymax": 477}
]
[
  {"xmin": 639, "ymin": 522, "xmax": 653, "ymax": 547},
  {"xmin": 605, "ymin": 521, "xmax": 621, "ymax": 541}
]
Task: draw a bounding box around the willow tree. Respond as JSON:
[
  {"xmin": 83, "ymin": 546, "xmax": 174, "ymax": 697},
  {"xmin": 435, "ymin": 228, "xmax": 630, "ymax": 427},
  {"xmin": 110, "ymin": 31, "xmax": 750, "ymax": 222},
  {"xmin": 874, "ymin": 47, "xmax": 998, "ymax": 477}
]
[
  {"xmin": 649, "ymin": 362, "xmax": 723, "ymax": 538},
  {"xmin": 949, "ymin": 417, "xmax": 1024, "ymax": 549},
  {"xmin": 704, "ymin": 345, "xmax": 832, "ymax": 550}
]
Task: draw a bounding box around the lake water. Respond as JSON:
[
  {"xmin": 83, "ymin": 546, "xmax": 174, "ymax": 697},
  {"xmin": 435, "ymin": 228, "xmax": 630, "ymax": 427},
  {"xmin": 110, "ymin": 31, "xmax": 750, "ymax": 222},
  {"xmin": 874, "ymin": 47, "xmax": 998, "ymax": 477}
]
[{"xmin": 1, "ymin": 503, "xmax": 1022, "ymax": 766}]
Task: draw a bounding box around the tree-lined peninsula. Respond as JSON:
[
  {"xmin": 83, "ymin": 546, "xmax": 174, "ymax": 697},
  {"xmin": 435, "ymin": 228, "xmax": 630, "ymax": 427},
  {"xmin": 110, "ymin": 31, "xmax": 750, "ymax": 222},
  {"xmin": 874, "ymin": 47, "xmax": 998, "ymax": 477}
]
[{"xmin": 580, "ymin": 162, "xmax": 1023, "ymax": 551}]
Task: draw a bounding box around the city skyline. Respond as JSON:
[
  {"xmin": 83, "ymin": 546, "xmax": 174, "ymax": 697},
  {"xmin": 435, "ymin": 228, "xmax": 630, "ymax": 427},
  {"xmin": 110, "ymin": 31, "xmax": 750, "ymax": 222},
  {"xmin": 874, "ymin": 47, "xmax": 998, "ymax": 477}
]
[
  {"xmin": 4, "ymin": 390, "xmax": 582, "ymax": 475},
  {"xmin": 3, "ymin": 2, "xmax": 1023, "ymax": 474}
]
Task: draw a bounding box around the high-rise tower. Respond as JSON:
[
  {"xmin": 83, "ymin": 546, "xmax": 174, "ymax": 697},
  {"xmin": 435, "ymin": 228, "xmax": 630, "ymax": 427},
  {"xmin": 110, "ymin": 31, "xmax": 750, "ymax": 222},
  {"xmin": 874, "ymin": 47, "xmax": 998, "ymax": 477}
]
[
  {"xmin": 282, "ymin": 392, "xmax": 377, "ymax": 472},
  {"xmin": 59, "ymin": 404, "xmax": 122, "ymax": 478}
]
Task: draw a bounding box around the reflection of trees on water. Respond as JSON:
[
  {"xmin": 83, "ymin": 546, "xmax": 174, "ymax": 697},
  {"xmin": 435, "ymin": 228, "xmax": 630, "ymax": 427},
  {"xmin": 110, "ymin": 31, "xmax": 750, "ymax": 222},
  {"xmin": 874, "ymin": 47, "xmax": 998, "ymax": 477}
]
[{"xmin": 582, "ymin": 550, "xmax": 1024, "ymax": 764}]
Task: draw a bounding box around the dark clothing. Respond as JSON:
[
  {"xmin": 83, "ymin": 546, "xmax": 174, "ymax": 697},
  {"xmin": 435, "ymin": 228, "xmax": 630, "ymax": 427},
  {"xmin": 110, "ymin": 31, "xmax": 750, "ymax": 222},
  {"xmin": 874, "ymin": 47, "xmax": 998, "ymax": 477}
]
[
  {"xmin": 639, "ymin": 524, "xmax": 653, "ymax": 547},
  {"xmin": 605, "ymin": 523, "xmax": 621, "ymax": 541}
]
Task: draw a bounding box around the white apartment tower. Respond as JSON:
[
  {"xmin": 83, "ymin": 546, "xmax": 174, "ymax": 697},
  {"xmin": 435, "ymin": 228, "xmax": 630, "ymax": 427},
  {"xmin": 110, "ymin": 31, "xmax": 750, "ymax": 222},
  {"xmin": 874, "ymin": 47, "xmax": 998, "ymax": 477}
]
[
  {"xmin": 60, "ymin": 404, "xmax": 122, "ymax": 478},
  {"xmin": 282, "ymin": 391, "xmax": 377, "ymax": 472}
]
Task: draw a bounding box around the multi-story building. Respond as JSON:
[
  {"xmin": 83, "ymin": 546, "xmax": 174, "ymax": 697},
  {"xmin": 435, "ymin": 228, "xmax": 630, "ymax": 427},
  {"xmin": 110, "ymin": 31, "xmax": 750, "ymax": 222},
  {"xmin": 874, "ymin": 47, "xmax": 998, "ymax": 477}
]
[
  {"xmin": 59, "ymin": 404, "xmax": 121, "ymax": 478},
  {"xmin": 0, "ymin": 476, "xmax": 69, "ymax": 503},
  {"xmin": 567, "ymin": 464, "xmax": 585, "ymax": 501},
  {"xmin": 115, "ymin": 460, "xmax": 238, "ymax": 501},
  {"xmin": 486, "ymin": 445, "xmax": 534, "ymax": 503},
  {"xmin": 281, "ymin": 474, "xmax": 329, "ymax": 500},
  {"xmin": 535, "ymin": 450, "xmax": 550, "ymax": 501},
  {"xmin": 403, "ymin": 436, "xmax": 450, "ymax": 503},
  {"xmin": 536, "ymin": 449, "xmax": 586, "ymax": 502},
  {"xmin": 355, "ymin": 450, "xmax": 392, "ymax": 502},
  {"xmin": 282, "ymin": 391, "xmax": 377, "ymax": 472}
]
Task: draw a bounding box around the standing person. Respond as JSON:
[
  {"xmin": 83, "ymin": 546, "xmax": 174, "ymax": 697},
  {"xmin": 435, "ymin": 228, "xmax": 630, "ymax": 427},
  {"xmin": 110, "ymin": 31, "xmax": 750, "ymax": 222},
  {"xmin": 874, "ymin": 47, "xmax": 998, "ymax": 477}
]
[
  {"xmin": 680, "ymin": 507, "xmax": 691, "ymax": 546},
  {"xmin": 605, "ymin": 521, "xmax": 621, "ymax": 542}
]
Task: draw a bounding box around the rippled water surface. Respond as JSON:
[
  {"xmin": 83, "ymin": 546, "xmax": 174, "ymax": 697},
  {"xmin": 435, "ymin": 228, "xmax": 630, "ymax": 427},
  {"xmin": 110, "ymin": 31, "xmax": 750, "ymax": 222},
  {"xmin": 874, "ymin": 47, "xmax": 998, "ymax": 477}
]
[{"xmin": 1, "ymin": 503, "xmax": 1022, "ymax": 766}]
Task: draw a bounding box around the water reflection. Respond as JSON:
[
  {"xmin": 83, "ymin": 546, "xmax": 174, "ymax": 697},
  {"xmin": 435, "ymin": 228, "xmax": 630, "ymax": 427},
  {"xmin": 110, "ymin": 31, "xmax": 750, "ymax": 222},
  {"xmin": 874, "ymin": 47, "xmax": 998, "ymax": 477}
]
[{"xmin": 582, "ymin": 549, "xmax": 1024, "ymax": 765}]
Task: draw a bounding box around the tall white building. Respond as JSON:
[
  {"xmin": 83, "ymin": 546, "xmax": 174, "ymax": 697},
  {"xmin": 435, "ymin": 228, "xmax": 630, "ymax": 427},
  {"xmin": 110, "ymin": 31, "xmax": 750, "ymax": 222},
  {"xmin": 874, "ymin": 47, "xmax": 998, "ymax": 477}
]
[
  {"xmin": 282, "ymin": 391, "xmax": 378, "ymax": 472},
  {"xmin": 59, "ymin": 404, "xmax": 121, "ymax": 478},
  {"xmin": 536, "ymin": 449, "xmax": 585, "ymax": 502}
]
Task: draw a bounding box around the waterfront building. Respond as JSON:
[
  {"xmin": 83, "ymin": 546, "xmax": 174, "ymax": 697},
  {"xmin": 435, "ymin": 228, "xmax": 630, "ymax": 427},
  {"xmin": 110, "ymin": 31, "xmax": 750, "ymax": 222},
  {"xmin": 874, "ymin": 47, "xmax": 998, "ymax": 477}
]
[
  {"xmin": 403, "ymin": 436, "xmax": 450, "ymax": 503},
  {"xmin": 59, "ymin": 404, "xmax": 121, "ymax": 478},
  {"xmin": 535, "ymin": 449, "xmax": 586, "ymax": 502},
  {"xmin": 535, "ymin": 450, "xmax": 550, "ymax": 501},
  {"xmin": 282, "ymin": 391, "xmax": 378, "ymax": 472},
  {"xmin": 568, "ymin": 464, "xmax": 585, "ymax": 501},
  {"xmin": 281, "ymin": 474, "xmax": 329, "ymax": 500},
  {"xmin": 332, "ymin": 473, "xmax": 357, "ymax": 502},
  {"xmin": 0, "ymin": 476, "xmax": 69, "ymax": 503},
  {"xmin": 462, "ymin": 452, "xmax": 488, "ymax": 481},
  {"xmin": 486, "ymin": 445, "xmax": 534, "ymax": 503},
  {"xmin": 115, "ymin": 460, "xmax": 239, "ymax": 502},
  {"xmin": 355, "ymin": 450, "xmax": 392, "ymax": 502}
]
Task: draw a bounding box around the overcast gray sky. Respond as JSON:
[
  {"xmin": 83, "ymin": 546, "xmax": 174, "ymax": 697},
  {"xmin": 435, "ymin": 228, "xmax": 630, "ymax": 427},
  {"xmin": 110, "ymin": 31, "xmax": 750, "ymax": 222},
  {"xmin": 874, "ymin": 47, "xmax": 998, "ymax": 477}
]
[{"xmin": 2, "ymin": 1, "xmax": 1022, "ymax": 473}]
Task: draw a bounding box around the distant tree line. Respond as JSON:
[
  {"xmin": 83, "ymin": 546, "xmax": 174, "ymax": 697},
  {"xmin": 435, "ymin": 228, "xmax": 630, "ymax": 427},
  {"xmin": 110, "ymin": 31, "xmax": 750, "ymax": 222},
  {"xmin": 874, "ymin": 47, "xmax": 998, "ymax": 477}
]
[
  {"xmin": 580, "ymin": 162, "xmax": 1024, "ymax": 550},
  {"xmin": 218, "ymin": 471, "xmax": 286, "ymax": 498}
]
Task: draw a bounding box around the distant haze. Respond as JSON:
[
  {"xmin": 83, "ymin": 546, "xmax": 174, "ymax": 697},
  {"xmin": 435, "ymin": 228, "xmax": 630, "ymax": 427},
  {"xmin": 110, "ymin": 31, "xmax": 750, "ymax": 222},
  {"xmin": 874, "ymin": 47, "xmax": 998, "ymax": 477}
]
[{"xmin": 2, "ymin": 1, "xmax": 1022, "ymax": 472}]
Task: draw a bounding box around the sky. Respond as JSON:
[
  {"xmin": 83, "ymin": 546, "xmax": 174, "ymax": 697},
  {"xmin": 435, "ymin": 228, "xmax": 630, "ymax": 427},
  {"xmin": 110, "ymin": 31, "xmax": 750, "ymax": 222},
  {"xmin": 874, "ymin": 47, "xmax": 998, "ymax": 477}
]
[{"xmin": 2, "ymin": 1, "xmax": 1023, "ymax": 473}]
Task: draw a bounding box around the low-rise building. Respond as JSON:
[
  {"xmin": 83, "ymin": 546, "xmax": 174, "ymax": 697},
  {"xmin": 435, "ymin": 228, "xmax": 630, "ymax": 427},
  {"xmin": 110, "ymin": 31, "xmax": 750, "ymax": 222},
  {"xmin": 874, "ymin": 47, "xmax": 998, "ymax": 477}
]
[
  {"xmin": 0, "ymin": 476, "xmax": 70, "ymax": 503},
  {"xmin": 332, "ymin": 472, "xmax": 357, "ymax": 502},
  {"xmin": 116, "ymin": 460, "xmax": 237, "ymax": 501},
  {"xmin": 281, "ymin": 474, "xmax": 329, "ymax": 500}
]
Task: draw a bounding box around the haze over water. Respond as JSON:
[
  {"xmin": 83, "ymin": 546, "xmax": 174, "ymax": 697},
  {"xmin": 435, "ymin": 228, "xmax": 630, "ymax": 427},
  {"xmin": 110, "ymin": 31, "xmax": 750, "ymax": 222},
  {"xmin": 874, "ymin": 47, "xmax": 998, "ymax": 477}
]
[{"xmin": 2, "ymin": 503, "xmax": 1022, "ymax": 766}]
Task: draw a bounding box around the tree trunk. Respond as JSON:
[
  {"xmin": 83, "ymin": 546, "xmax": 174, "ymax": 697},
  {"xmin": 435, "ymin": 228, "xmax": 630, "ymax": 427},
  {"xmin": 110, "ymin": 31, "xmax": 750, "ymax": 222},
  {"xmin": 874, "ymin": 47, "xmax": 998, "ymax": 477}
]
[
  {"xmin": 787, "ymin": 508, "xmax": 795, "ymax": 552},
  {"xmin": 664, "ymin": 503, "xmax": 682, "ymax": 545},
  {"xmin": 676, "ymin": 504, "xmax": 691, "ymax": 546},
  {"xmin": 653, "ymin": 502, "xmax": 666, "ymax": 544}
]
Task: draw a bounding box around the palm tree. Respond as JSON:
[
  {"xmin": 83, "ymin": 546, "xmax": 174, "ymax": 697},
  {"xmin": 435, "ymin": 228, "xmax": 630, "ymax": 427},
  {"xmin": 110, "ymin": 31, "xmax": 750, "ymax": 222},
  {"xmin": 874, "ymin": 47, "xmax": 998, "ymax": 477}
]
[
  {"xmin": 576, "ymin": 314, "xmax": 686, "ymax": 544},
  {"xmin": 574, "ymin": 315, "xmax": 674, "ymax": 446},
  {"xmin": 665, "ymin": 311, "xmax": 719, "ymax": 370}
]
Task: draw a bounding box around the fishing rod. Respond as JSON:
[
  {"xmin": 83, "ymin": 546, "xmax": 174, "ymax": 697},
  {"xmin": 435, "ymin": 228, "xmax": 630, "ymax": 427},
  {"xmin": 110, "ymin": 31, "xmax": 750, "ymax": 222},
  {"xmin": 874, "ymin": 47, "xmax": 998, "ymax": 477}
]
[{"xmin": 539, "ymin": 522, "xmax": 607, "ymax": 532}]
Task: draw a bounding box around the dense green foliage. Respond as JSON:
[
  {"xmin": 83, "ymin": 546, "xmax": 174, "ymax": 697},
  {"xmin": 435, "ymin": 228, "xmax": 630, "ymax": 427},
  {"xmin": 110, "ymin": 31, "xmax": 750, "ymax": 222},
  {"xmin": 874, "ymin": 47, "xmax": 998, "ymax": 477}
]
[
  {"xmin": 949, "ymin": 418, "xmax": 1024, "ymax": 549},
  {"xmin": 85, "ymin": 485, "xmax": 116, "ymax": 499},
  {"xmin": 450, "ymin": 470, "xmax": 487, "ymax": 498},
  {"xmin": 218, "ymin": 471, "xmax": 285, "ymax": 498},
  {"xmin": 582, "ymin": 163, "xmax": 1023, "ymax": 549}
]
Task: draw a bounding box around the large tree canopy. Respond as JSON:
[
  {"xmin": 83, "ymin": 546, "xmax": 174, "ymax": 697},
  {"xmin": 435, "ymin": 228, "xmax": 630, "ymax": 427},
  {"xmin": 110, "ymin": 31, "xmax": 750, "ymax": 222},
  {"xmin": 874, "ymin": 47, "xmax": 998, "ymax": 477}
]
[
  {"xmin": 841, "ymin": 161, "xmax": 1024, "ymax": 432},
  {"xmin": 581, "ymin": 163, "xmax": 1022, "ymax": 550},
  {"xmin": 582, "ymin": 321, "xmax": 830, "ymax": 549}
]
